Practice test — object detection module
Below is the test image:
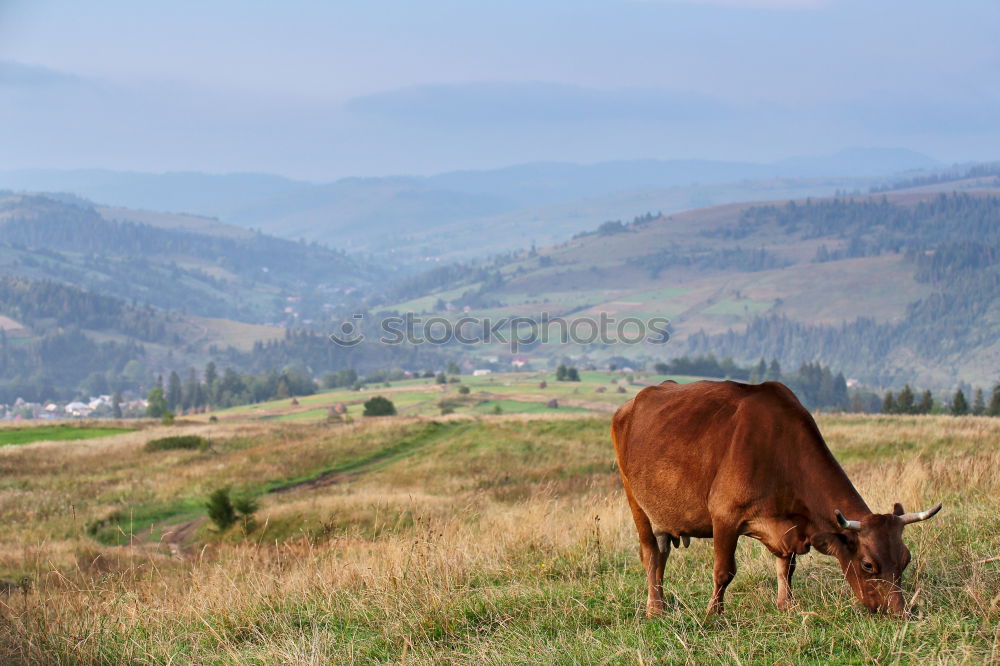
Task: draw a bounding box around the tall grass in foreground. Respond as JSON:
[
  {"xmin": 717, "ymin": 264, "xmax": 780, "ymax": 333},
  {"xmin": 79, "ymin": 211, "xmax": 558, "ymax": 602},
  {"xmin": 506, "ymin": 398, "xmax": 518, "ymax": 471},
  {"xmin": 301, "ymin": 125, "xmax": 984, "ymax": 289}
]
[{"xmin": 0, "ymin": 414, "xmax": 996, "ymax": 663}]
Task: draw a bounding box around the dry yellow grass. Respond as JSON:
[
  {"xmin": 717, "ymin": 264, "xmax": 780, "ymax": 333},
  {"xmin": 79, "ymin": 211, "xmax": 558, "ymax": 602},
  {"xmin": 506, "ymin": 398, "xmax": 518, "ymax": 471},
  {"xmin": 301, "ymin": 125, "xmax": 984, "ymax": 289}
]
[{"xmin": 0, "ymin": 413, "xmax": 996, "ymax": 663}]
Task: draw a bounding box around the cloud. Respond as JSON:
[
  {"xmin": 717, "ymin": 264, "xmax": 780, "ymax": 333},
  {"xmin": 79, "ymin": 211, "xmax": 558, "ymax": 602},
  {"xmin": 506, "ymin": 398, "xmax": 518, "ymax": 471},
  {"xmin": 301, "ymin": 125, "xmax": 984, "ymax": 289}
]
[{"xmin": 0, "ymin": 60, "xmax": 80, "ymax": 87}]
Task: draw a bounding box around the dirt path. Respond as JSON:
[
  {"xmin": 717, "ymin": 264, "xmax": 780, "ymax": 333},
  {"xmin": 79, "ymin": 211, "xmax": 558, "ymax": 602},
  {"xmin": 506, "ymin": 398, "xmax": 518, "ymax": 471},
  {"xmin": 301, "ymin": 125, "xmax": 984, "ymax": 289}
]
[
  {"xmin": 270, "ymin": 421, "xmax": 463, "ymax": 495},
  {"xmin": 129, "ymin": 516, "xmax": 204, "ymax": 558}
]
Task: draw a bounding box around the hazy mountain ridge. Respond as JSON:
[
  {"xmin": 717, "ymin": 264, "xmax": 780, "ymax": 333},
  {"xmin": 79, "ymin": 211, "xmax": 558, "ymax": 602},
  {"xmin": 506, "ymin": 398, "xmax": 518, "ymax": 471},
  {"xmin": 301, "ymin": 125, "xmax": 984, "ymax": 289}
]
[{"xmin": 0, "ymin": 149, "xmax": 939, "ymax": 261}]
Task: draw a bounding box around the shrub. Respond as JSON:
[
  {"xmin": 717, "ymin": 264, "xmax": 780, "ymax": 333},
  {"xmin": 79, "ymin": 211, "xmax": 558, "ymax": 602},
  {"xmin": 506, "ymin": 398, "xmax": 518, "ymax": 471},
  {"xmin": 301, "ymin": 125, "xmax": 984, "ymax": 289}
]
[
  {"xmin": 556, "ymin": 364, "xmax": 581, "ymax": 381},
  {"xmin": 233, "ymin": 493, "xmax": 259, "ymax": 531},
  {"xmin": 363, "ymin": 396, "xmax": 396, "ymax": 417},
  {"xmin": 206, "ymin": 487, "xmax": 237, "ymax": 530},
  {"xmin": 458, "ymin": 385, "xmax": 471, "ymax": 395},
  {"xmin": 145, "ymin": 435, "xmax": 211, "ymax": 452},
  {"xmin": 205, "ymin": 487, "xmax": 258, "ymax": 532},
  {"xmin": 160, "ymin": 410, "xmax": 175, "ymax": 425}
]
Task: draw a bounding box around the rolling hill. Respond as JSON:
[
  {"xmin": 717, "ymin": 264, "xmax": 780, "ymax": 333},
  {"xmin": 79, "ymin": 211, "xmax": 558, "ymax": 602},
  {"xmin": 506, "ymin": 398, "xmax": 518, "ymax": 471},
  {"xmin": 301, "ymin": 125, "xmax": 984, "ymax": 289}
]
[
  {"xmin": 0, "ymin": 193, "xmax": 376, "ymax": 324},
  {"xmin": 377, "ymin": 186, "xmax": 1000, "ymax": 389},
  {"xmin": 0, "ymin": 149, "xmax": 939, "ymax": 263}
]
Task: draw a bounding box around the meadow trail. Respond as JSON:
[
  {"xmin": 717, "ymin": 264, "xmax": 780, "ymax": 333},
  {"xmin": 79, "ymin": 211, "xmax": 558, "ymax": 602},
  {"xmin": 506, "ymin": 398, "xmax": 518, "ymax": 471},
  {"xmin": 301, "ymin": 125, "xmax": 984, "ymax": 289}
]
[{"xmin": 267, "ymin": 419, "xmax": 469, "ymax": 495}]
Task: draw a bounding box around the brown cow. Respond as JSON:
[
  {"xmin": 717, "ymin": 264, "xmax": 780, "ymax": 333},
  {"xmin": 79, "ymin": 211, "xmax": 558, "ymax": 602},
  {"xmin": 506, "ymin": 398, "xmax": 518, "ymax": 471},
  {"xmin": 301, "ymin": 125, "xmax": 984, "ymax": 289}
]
[{"xmin": 612, "ymin": 380, "xmax": 941, "ymax": 617}]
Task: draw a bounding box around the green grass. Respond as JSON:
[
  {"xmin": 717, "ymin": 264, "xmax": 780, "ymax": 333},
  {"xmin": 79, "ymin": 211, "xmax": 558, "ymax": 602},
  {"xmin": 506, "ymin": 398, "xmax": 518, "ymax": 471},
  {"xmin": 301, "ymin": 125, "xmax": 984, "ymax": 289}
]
[
  {"xmin": 624, "ymin": 286, "xmax": 692, "ymax": 302},
  {"xmin": 212, "ymin": 372, "xmax": 723, "ymax": 422},
  {"xmin": 87, "ymin": 497, "xmax": 205, "ymax": 545},
  {"xmin": 702, "ymin": 297, "xmax": 776, "ymax": 316},
  {"xmin": 0, "ymin": 424, "xmax": 130, "ymax": 447},
  {"xmin": 261, "ymin": 420, "xmax": 467, "ymax": 494},
  {"xmin": 0, "ymin": 414, "xmax": 996, "ymax": 662},
  {"xmin": 471, "ymin": 399, "xmax": 589, "ymax": 414}
]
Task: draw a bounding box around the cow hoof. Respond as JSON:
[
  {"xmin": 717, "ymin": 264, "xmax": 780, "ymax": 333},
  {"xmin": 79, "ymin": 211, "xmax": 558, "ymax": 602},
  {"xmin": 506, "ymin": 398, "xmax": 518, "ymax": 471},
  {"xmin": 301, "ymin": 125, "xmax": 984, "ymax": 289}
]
[
  {"xmin": 704, "ymin": 603, "xmax": 724, "ymax": 617},
  {"xmin": 777, "ymin": 598, "xmax": 797, "ymax": 611}
]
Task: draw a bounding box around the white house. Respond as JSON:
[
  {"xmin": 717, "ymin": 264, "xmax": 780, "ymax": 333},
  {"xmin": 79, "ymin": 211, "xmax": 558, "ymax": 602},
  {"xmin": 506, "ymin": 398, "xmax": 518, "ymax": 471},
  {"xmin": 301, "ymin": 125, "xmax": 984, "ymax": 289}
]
[{"xmin": 65, "ymin": 401, "xmax": 92, "ymax": 417}]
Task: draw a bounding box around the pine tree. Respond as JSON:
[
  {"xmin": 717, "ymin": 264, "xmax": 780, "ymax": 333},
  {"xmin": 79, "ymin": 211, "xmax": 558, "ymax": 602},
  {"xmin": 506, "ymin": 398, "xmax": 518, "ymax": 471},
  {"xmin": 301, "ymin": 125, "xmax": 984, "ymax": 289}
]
[
  {"xmin": 111, "ymin": 391, "xmax": 123, "ymax": 419},
  {"xmin": 950, "ymin": 389, "xmax": 969, "ymax": 416},
  {"xmin": 833, "ymin": 373, "xmax": 849, "ymax": 409},
  {"xmin": 989, "ymin": 382, "xmax": 1000, "ymax": 417},
  {"xmin": 897, "ymin": 384, "xmax": 915, "ymax": 414},
  {"xmin": 765, "ymin": 359, "xmax": 781, "ymax": 381},
  {"xmin": 917, "ymin": 390, "xmax": 934, "ymax": 414},
  {"xmin": 204, "ymin": 362, "xmax": 218, "ymax": 406},
  {"xmin": 818, "ymin": 367, "xmax": 836, "ymax": 408},
  {"xmin": 882, "ymin": 391, "xmax": 897, "ymax": 414},
  {"xmin": 972, "ymin": 388, "xmax": 985, "ymax": 416},
  {"xmin": 206, "ymin": 488, "xmax": 237, "ymax": 530},
  {"xmin": 166, "ymin": 371, "xmax": 183, "ymax": 412},
  {"xmin": 183, "ymin": 367, "xmax": 199, "ymax": 411}
]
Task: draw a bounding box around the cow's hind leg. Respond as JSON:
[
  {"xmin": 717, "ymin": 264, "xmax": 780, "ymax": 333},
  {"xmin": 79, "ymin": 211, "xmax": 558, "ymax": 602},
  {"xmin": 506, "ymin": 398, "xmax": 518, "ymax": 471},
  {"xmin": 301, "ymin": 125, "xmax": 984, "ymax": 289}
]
[
  {"xmin": 775, "ymin": 553, "xmax": 796, "ymax": 610},
  {"xmin": 706, "ymin": 523, "xmax": 739, "ymax": 616},
  {"xmin": 623, "ymin": 488, "xmax": 668, "ymax": 617}
]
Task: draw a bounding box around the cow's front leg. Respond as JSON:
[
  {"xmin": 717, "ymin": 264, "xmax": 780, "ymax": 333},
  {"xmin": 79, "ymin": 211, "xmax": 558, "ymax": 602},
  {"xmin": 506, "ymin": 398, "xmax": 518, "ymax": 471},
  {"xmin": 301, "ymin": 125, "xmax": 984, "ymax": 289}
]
[
  {"xmin": 706, "ymin": 526, "xmax": 739, "ymax": 615},
  {"xmin": 775, "ymin": 553, "xmax": 796, "ymax": 610}
]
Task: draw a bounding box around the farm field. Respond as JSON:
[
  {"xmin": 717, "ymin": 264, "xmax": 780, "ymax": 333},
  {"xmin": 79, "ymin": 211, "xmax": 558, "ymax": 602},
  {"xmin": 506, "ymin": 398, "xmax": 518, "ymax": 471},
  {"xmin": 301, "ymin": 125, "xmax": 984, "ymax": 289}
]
[
  {"xmin": 0, "ymin": 407, "xmax": 996, "ymax": 663},
  {"xmin": 208, "ymin": 371, "xmax": 703, "ymax": 423},
  {"xmin": 0, "ymin": 423, "xmax": 131, "ymax": 448}
]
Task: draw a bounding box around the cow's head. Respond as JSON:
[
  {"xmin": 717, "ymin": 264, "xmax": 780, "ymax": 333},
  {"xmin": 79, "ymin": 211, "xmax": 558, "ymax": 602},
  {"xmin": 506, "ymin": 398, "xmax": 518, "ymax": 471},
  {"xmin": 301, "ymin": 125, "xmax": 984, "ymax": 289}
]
[{"xmin": 812, "ymin": 502, "xmax": 941, "ymax": 615}]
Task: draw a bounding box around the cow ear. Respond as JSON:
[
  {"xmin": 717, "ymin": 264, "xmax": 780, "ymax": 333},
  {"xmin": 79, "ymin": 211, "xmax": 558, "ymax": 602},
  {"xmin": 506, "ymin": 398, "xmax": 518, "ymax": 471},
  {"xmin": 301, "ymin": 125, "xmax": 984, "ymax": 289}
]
[
  {"xmin": 812, "ymin": 532, "xmax": 855, "ymax": 559},
  {"xmin": 892, "ymin": 503, "xmax": 905, "ymax": 516}
]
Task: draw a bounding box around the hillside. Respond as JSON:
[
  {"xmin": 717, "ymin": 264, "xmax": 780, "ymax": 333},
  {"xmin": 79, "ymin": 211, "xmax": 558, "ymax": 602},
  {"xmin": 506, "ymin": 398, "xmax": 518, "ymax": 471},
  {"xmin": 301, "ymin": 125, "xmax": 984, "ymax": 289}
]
[
  {"xmin": 0, "ymin": 273, "xmax": 459, "ymax": 404},
  {"xmin": 0, "ymin": 193, "xmax": 375, "ymax": 324},
  {"xmin": 0, "ymin": 412, "xmax": 994, "ymax": 662},
  {"xmin": 0, "ymin": 275, "xmax": 289, "ymax": 403},
  {"xmin": 378, "ymin": 189, "xmax": 1000, "ymax": 388}
]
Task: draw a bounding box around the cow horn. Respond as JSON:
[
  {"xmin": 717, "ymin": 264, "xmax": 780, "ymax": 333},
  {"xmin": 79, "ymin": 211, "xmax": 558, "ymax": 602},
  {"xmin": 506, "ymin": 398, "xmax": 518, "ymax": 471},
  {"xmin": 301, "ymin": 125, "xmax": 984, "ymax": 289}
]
[
  {"xmin": 834, "ymin": 509, "xmax": 862, "ymax": 531},
  {"xmin": 899, "ymin": 503, "xmax": 942, "ymax": 525}
]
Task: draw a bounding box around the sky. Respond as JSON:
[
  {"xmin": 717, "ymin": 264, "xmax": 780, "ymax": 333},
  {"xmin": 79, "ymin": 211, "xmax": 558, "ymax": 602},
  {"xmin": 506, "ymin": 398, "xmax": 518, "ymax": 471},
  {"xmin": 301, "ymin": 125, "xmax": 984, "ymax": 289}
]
[{"xmin": 1, "ymin": 0, "xmax": 999, "ymax": 179}]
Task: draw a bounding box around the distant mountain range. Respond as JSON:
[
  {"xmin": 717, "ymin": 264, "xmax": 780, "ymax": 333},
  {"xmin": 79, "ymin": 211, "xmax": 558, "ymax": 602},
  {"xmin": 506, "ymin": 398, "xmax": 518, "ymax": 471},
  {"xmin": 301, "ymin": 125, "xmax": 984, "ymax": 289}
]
[
  {"xmin": 0, "ymin": 148, "xmax": 940, "ymax": 261},
  {"xmin": 375, "ymin": 168, "xmax": 1000, "ymax": 389},
  {"xmin": 5, "ymin": 156, "xmax": 1000, "ymax": 398}
]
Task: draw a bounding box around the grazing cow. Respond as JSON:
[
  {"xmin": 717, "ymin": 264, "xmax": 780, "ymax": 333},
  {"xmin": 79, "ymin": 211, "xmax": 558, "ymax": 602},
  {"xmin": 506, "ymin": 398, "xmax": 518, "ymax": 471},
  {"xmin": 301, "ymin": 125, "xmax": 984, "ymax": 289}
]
[{"xmin": 612, "ymin": 380, "xmax": 941, "ymax": 617}]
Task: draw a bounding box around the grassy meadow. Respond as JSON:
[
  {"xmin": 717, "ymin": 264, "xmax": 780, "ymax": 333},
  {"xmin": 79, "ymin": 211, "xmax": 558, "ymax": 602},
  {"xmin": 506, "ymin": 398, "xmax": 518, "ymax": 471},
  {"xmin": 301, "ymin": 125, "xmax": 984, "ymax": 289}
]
[
  {"xmin": 0, "ymin": 405, "xmax": 996, "ymax": 663},
  {"xmin": 208, "ymin": 370, "xmax": 701, "ymax": 423},
  {"xmin": 0, "ymin": 423, "xmax": 132, "ymax": 448}
]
